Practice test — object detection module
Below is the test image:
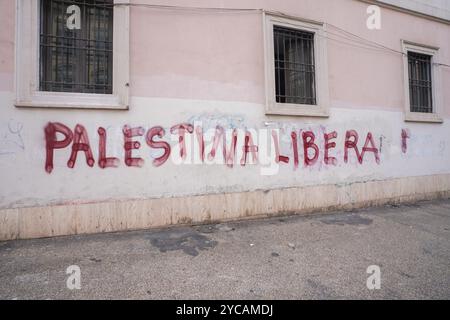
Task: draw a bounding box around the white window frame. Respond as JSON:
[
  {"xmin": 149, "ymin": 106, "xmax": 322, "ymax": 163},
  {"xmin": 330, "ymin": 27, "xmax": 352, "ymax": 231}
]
[
  {"xmin": 401, "ymin": 40, "xmax": 443, "ymax": 123},
  {"xmin": 15, "ymin": 0, "xmax": 129, "ymax": 110},
  {"xmin": 263, "ymin": 12, "xmax": 330, "ymax": 117}
]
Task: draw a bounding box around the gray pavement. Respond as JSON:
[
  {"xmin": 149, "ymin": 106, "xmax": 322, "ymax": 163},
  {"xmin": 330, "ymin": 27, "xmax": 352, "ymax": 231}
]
[{"xmin": 0, "ymin": 199, "xmax": 449, "ymax": 300}]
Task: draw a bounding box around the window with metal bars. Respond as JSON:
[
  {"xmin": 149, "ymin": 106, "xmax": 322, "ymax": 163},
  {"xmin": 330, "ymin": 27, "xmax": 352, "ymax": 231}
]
[
  {"xmin": 39, "ymin": 0, "xmax": 113, "ymax": 94},
  {"xmin": 408, "ymin": 51, "xmax": 433, "ymax": 113},
  {"xmin": 273, "ymin": 26, "xmax": 316, "ymax": 105}
]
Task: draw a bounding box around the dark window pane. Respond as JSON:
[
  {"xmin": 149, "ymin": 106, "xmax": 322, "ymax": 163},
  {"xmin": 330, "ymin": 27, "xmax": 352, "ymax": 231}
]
[
  {"xmin": 273, "ymin": 26, "xmax": 316, "ymax": 105},
  {"xmin": 408, "ymin": 52, "xmax": 433, "ymax": 113},
  {"xmin": 40, "ymin": 0, "xmax": 113, "ymax": 94}
]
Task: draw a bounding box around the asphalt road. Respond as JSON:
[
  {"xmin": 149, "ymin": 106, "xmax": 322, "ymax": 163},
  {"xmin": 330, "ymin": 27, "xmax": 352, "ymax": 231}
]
[{"xmin": 0, "ymin": 199, "xmax": 449, "ymax": 300}]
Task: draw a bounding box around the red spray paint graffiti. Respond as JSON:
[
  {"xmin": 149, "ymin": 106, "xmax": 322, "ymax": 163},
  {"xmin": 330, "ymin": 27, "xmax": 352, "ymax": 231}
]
[
  {"xmin": 302, "ymin": 131, "xmax": 319, "ymax": 167},
  {"xmin": 344, "ymin": 130, "xmax": 380, "ymax": 164},
  {"xmin": 45, "ymin": 122, "xmax": 73, "ymax": 174},
  {"xmin": 324, "ymin": 131, "xmax": 338, "ymax": 166},
  {"xmin": 344, "ymin": 130, "xmax": 361, "ymax": 164},
  {"xmin": 43, "ymin": 122, "xmax": 393, "ymax": 173},
  {"xmin": 272, "ymin": 130, "xmax": 289, "ymax": 164},
  {"xmin": 401, "ymin": 129, "xmax": 410, "ymax": 154},
  {"xmin": 171, "ymin": 123, "xmax": 194, "ymax": 160},
  {"xmin": 146, "ymin": 126, "xmax": 171, "ymax": 167},
  {"xmin": 361, "ymin": 132, "xmax": 380, "ymax": 164},
  {"xmin": 240, "ymin": 131, "xmax": 258, "ymax": 166},
  {"xmin": 291, "ymin": 131, "xmax": 299, "ymax": 170},
  {"xmin": 67, "ymin": 124, "xmax": 95, "ymax": 169},
  {"xmin": 123, "ymin": 125, "xmax": 145, "ymax": 167},
  {"xmin": 195, "ymin": 126, "xmax": 205, "ymax": 163},
  {"xmin": 208, "ymin": 126, "xmax": 238, "ymax": 168},
  {"xmin": 98, "ymin": 127, "xmax": 120, "ymax": 169}
]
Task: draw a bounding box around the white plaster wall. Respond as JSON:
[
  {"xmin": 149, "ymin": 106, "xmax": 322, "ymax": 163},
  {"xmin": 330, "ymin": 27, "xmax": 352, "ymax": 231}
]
[{"xmin": 0, "ymin": 91, "xmax": 449, "ymax": 210}]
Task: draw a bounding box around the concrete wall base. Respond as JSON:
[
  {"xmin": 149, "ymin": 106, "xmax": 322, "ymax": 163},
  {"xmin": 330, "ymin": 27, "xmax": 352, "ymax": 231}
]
[{"xmin": 1, "ymin": 173, "xmax": 450, "ymax": 240}]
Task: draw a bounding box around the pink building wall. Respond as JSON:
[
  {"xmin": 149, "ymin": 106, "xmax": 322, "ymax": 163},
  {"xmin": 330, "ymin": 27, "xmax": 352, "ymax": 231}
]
[
  {"xmin": 1, "ymin": 0, "xmax": 449, "ymax": 110},
  {"xmin": 124, "ymin": 0, "xmax": 450, "ymax": 113}
]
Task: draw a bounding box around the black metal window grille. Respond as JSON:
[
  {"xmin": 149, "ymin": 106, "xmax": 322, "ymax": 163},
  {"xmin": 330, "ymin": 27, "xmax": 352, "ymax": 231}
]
[
  {"xmin": 274, "ymin": 26, "xmax": 316, "ymax": 105},
  {"xmin": 408, "ymin": 51, "xmax": 433, "ymax": 113},
  {"xmin": 39, "ymin": 0, "xmax": 113, "ymax": 94}
]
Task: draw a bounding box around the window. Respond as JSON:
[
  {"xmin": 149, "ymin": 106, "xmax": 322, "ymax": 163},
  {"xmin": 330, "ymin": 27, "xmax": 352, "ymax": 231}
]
[
  {"xmin": 16, "ymin": 0, "xmax": 129, "ymax": 109},
  {"xmin": 274, "ymin": 26, "xmax": 316, "ymax": 105},
  {"xmin": 40, "ymin": 0, "xmax": 113, "ymax": 94},
  {"xmin": 407, "ymin": 51, "xmax": 433, "ymax": 114},
  {"xmin": 402, "ymin": 41, "xmax": 443, "ymax": 123},
  {"xmin": 264, "ymin": 13, "xmax": 329, "ymax": 117}
]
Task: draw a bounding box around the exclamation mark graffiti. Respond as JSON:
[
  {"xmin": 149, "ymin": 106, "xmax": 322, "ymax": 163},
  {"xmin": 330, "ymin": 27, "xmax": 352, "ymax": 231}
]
[{"xmin": 401, "ymin": 129, "xmax": 410, "ymax": 154}]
